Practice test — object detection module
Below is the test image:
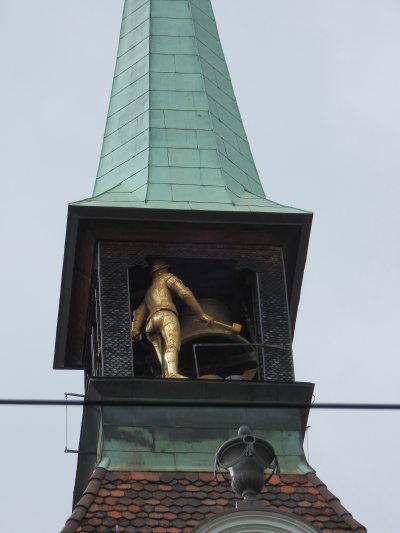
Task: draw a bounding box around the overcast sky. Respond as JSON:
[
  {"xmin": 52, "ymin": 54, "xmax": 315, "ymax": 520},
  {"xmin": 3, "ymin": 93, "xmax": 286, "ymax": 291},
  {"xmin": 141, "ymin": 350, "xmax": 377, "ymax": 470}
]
[{"xmin": 1, "ymin": 1, "xmax": 399, "ymax": 532}]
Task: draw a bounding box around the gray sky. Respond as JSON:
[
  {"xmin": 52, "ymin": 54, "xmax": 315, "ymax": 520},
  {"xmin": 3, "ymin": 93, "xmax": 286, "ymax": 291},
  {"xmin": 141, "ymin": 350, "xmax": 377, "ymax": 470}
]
[{"xmin": 1, "ymin": 1, "xmax": 399, "ymax": 531}]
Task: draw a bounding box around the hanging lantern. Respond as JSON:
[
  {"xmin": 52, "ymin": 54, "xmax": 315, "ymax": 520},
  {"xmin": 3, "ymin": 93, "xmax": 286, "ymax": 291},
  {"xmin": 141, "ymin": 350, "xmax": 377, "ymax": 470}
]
[{"xmin": 215, "ymin": 426, "xmax": 278, "ymax": 501}]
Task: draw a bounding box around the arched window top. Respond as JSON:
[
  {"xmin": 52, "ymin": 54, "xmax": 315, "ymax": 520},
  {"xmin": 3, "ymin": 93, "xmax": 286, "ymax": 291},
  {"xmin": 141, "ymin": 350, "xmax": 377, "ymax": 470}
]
[{"xmin": 192, "ymin": 509, "xmax": 320, "ymax": 533}]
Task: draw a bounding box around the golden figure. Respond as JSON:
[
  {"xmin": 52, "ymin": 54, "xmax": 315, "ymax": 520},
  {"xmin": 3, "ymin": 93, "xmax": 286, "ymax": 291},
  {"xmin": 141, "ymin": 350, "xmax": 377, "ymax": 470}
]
[{"xmin": 131, "ymin": 259, "xmax": 214, "ymax": 379}]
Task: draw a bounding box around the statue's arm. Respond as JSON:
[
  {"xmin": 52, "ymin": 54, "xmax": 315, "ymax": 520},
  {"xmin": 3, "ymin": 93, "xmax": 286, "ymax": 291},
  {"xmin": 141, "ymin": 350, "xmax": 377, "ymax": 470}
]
[
  {"xmin": 131, "ymin": 302, "xmax": 147, "ymax": 339},
  {"xmin": 168, "ymin": 276, "xmax": 213, "ymax": 323}
]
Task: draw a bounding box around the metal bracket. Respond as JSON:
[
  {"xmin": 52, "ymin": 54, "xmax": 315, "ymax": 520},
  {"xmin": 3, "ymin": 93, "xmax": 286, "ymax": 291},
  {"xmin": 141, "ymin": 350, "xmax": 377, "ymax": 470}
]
[{"xmin": 64, "ymin": 392, "xmax": 96, "ymax": 455}]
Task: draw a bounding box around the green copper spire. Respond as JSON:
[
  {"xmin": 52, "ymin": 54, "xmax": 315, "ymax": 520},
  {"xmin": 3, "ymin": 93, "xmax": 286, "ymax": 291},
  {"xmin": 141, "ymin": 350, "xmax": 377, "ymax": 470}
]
[{"xmin": 75, "ymin": 0, "xmax": 304, "ymax": 213}]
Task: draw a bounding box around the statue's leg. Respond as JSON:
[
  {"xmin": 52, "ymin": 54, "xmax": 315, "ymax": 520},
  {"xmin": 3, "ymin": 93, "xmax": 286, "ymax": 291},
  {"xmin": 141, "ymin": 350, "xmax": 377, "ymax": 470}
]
[
  {"xmin": 149, "ymin": 334, "xmax": 163, "ymax": 369},
  {"xmin": 145, "ymin": 316, "xmax": 164, "ymax": 375},
  {"xmin": 161, "ymin": 312, "xmax": 187, "ymax": 379}
]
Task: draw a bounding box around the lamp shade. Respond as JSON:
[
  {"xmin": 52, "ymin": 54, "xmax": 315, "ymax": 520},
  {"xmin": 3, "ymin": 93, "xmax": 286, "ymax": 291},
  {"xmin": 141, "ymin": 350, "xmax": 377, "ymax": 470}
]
[{"xmin": 215, "ymin": 426, "xmax": 277, "ymax": 500}]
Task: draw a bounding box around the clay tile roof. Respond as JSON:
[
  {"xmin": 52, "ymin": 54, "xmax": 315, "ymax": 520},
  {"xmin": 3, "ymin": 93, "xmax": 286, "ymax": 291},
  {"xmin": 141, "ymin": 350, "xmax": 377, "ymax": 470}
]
[
  {"xmin": 61, "ymin": 467, "xmax": 107, "ymax": 533},
  {"xmin": 61, "ymin": 471, "xmax": 367, "ymax": 533}
]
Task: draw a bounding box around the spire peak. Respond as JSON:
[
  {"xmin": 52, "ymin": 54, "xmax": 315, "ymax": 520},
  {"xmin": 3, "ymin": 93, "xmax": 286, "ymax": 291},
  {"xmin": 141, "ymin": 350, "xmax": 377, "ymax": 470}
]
[{"xmin": 75, "ymin": 0, "xmax": 305, "ymax": 214}]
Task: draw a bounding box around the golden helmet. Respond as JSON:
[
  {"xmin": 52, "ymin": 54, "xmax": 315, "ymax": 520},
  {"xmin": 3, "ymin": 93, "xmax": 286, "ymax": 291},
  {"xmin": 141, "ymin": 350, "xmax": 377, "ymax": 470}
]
[{"xmin": 150, "ymin": 258, "xmax": 169, "ymax": 273}]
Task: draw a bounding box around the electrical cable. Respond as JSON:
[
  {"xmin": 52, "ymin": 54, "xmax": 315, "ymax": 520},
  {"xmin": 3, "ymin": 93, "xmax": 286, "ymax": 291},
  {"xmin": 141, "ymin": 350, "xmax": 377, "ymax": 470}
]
[
  {"xmin": 0, "ymin": 398, "xmax": 400, "ymax": 409},
  {"xmin": 64, "ymin": 393, "xmax": 68, "ymax": 452}
]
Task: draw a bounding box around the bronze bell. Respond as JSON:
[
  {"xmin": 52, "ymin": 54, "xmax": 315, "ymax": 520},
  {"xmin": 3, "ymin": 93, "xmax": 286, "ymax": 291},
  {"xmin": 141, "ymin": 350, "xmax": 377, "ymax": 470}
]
[{"xmin": 179, "ymin": 299, "xmax": 257, "ymax": 380}]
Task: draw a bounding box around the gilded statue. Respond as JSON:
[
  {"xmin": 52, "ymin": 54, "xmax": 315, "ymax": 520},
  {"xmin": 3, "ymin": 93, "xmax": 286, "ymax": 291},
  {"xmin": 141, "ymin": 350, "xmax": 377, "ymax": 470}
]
[{"xmin": 131, "ymin": 259, "xmax": 214, "ymax": 379}]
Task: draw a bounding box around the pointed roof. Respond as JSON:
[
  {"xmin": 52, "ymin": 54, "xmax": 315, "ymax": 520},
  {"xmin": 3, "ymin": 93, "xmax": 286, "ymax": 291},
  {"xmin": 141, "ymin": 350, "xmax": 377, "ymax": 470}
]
[{"xmin": 74, "ymin": 0, "xmax": 306, "ymax": 213}]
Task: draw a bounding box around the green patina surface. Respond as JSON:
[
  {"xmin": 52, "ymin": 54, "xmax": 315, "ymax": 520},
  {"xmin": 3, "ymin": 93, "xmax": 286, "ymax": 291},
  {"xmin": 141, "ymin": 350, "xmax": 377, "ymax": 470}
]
[
  {"xmin": 99, "ymin": 417, "xmax": 312, "ymax": 475},
  {"xmin": 74, "ymin": 0, "xmax": 306, "ymax": 213}
]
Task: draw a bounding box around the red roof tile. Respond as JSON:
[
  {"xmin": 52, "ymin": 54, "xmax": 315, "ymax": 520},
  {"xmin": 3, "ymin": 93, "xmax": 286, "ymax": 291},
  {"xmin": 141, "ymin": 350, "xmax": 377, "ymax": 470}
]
[{"xmin": 61, "ymin": 469, "xmax": 367, "ymax": 533}]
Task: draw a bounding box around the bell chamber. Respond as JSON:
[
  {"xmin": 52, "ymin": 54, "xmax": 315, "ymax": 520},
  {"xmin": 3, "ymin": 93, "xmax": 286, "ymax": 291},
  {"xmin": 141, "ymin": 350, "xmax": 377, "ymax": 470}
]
[{"xmin": 86, "ymin": 242, "xmax": 293, "ymax": 382}]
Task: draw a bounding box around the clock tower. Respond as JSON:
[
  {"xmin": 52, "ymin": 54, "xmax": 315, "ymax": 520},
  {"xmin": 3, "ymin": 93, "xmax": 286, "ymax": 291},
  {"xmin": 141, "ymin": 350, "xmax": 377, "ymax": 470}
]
[{"xmin": 57, "ymin": 1, "xmax": 366, "ymax": 532}]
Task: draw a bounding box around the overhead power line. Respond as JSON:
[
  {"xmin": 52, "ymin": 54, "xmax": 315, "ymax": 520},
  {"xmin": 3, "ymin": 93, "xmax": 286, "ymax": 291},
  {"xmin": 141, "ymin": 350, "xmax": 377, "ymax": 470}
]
[{"xmin": 0, "ymin": 398, "xmax": 400, "ymax": 410}]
